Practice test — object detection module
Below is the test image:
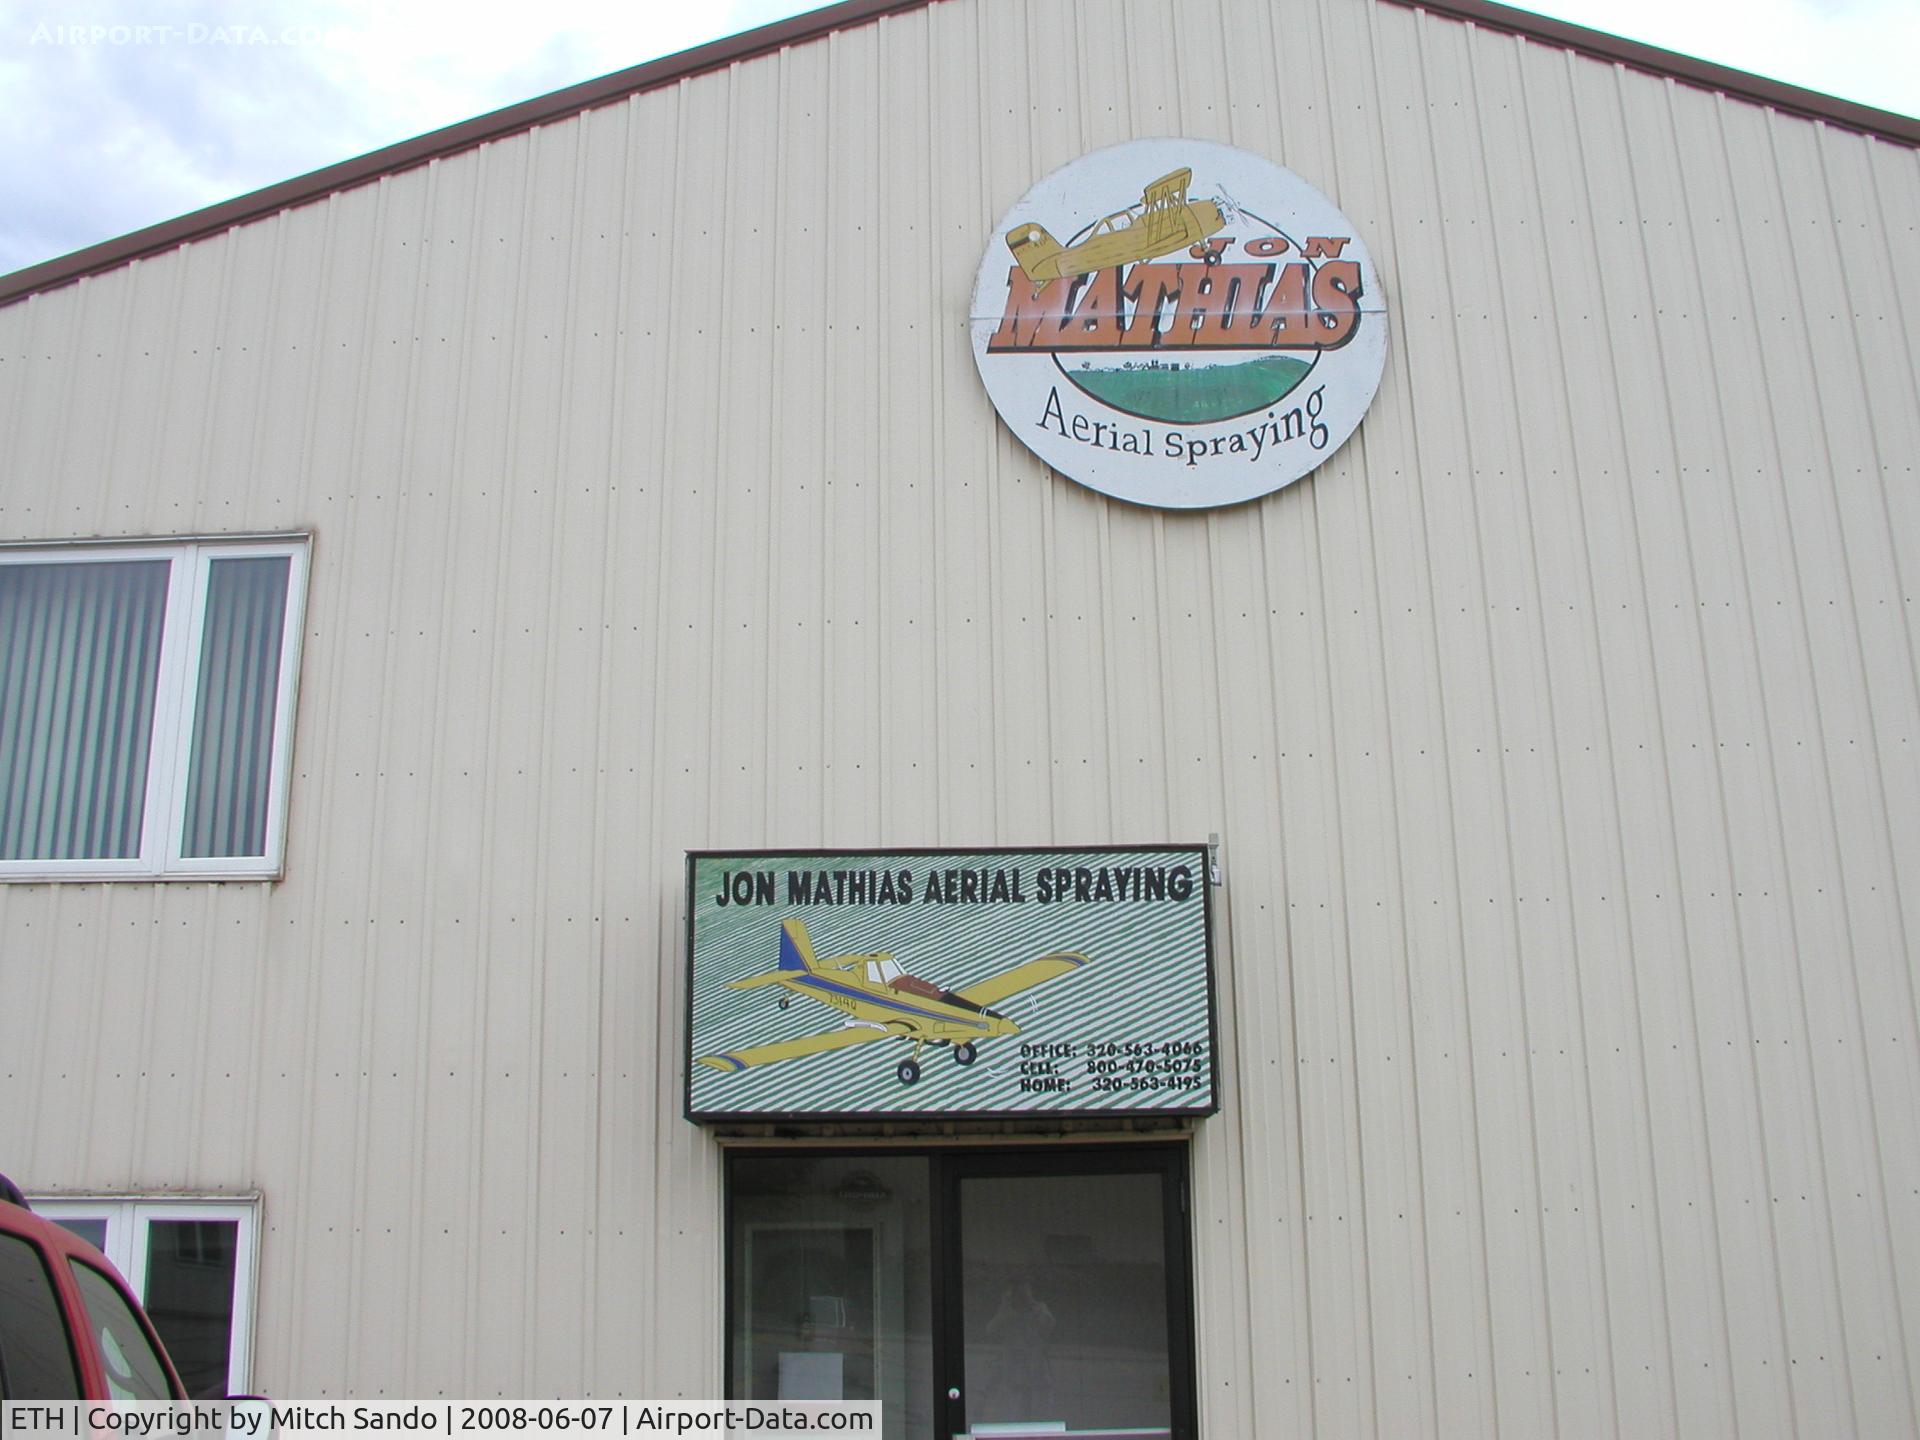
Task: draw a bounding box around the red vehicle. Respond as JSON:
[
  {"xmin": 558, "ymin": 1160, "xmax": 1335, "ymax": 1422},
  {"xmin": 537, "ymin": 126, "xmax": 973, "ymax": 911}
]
[{"xmin": 0, "ymin": 1174, "xmax": 186, "ymax": 1400}]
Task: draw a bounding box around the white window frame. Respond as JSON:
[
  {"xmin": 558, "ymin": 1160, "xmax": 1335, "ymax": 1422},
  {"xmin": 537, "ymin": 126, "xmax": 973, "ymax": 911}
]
[
  {"xmin": 0, "ymin": 536, "xmax": 309, "ymax": 882},
  {"xmin": 31, "ymin": 1195, "xmax": 261, "ymax": 1397}
]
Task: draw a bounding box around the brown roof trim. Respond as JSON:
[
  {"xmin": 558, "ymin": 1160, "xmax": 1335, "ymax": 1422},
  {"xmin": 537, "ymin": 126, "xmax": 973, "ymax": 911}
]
[
  {"xmin": 1382, "ymin": 0, "xmax": 1920, "ymax": 143},
  {"xmin": 3, "ymin": 0, "xmax": 1914, "ymax": 308}
]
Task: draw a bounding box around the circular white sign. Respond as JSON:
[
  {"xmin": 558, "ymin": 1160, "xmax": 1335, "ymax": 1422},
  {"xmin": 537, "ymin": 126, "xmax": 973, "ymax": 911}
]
[{"xmin": 970, "ymin": 138, "xmax": 1387, "ymax": 509}]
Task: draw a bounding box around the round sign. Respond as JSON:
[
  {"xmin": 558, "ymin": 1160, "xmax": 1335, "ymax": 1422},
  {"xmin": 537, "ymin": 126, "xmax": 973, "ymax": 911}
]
[{"xmin": 970, "ymin": 138, "xmax": 1387, "ymax": 509}]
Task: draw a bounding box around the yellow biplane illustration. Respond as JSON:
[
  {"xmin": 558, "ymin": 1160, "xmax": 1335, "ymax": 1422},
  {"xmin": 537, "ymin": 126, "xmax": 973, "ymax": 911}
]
[
  {"xmin": 697, "ymin": 918, "xmax": 1088, "ymax": 1086},
  {"xmin": 1006, "ymin": 166, "xmax": 1228, "ymax": 283}
]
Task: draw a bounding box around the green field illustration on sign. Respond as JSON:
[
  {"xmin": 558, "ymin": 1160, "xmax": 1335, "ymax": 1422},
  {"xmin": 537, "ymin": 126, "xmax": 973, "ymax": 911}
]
[
  {"xmin": 686, "ymin": 849, "xmax": 1214, "ymax": 1119},
  {"xmin": 1061, "ymin": 352, "xmax": 1315, "ymax": 423}
]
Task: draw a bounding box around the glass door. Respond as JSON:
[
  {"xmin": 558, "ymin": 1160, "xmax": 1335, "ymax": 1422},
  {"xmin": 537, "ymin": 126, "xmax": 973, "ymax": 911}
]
[
  {"xmin": 940, "ymin": 1149, "xmax": 1194, "ymax": 1440},
  {"xmin": 726, "ymin": 1146, "xmax": 1196, "ymax": 1440}
]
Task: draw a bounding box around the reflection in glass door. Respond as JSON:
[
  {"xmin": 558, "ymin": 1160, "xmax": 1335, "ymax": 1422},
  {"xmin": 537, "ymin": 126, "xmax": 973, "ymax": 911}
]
[{"xmin": 957, "ymin": 1172, "xmax": 1173, "ymax": 1435}]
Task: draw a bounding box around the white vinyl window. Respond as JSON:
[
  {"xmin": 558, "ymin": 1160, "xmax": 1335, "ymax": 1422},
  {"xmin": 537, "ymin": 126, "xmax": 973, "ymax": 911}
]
[
  {"xmin": 32, "ymin": 1197, "xmax": 260, "ymax": 1399},
  {"xmin": 0, "ymin": 538, "xmax": 308, "ymax": 880}
]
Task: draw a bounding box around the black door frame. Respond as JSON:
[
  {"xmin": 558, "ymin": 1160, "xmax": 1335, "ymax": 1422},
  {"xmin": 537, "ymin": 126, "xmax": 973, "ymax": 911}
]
[{"xmin": 723, "ymin": 1142, "xmax": 1199, "ymax": 1440}]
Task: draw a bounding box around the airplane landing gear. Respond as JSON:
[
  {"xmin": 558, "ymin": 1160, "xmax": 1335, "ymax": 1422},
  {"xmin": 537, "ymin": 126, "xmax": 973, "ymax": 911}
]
[
  {"xmin": 953, "ymin": 1042, "xmax": 977, "ymax": 1066},
  {"xmin": 896, "ymin": 1058, "xmax": 922, "ymax": 1085}
]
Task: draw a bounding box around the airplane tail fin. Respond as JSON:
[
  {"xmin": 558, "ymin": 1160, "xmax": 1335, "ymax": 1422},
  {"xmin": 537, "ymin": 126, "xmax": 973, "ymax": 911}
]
[
  {"xmin": 1005, "ymin": 221, "xmax": 1065, "ymax": 283},
  {"xmin": 778, "ymin": 918, "xmax": 820, "ymax": 973}
]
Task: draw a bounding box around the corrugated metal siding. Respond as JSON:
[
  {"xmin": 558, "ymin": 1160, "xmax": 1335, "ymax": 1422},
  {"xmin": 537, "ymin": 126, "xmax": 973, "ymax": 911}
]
[{"xmin": 2, "ymin": 0, "xmax": 1917, "ymax": 1429}]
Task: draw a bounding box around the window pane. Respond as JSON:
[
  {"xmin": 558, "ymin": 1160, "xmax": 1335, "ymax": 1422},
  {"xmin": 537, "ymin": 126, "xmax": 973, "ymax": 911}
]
[
  {"xmin": 50, "ymin": 1218, "xmax": 109, "ymax": 1252},
  {"xmin": 729, "ymin": 1157, "xmax": 932, "ymax": 1440},
  {"xmin": 0, "ymin": 559, "xmax": 169, "ymax": 860},
  {"xmin": 140, "ymin": 1220, "xmax": 237, "ymax": 1398},
  {"xmin": 68, "ymin": 1261, "xmax": 174, "ymax": 1401},
  {"xmin": 0, "ymin": 1231, "xmax": 81, "ymax": 1399},
  {"xmin": 180, "ymin": 556, "xmax": 290, "ymax": 859}
]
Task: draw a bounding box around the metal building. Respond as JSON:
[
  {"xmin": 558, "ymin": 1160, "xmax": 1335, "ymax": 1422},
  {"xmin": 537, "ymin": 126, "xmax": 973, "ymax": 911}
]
[{"xmin": 3, "ymin": 0, "xmax": 1917, "ymax": 1434}]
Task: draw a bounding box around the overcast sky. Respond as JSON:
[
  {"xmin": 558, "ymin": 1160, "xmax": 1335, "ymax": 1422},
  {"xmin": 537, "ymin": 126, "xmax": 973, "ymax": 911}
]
[{"xmin": 3, "ymin": 0, "xmax": 1915, "ymax": 279}]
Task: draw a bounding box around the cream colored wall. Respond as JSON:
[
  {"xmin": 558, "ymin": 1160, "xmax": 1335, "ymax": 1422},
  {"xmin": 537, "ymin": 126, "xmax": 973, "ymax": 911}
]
[{"xmin": 2, "ymin": 0, "xmax": 1917, "ymax": 1432}]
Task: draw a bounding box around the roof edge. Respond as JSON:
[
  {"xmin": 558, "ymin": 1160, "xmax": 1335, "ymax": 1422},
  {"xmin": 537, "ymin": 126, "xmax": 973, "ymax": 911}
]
[{"xmin": 3, "ymin": 0, "xmax": 1915, "ymax": 309}]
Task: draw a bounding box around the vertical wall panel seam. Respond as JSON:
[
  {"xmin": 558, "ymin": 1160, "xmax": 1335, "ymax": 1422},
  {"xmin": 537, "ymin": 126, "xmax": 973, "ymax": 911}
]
[
  {"xmin": 819, "ymin": 44, "xmax": 840, "ymax": 836},
  {"xmin": 340, "ymin": 173, "xmax": 404, "ymax": 1397},
  {"xmin": 74, "ymin": 887, "xmax": 108, "ymax": 1179},
  {"xmin": 1314, "ymin": 461, "xmax": 1387, "ymax": 1435},
  {"xmin": 1807, "ymin": 121, "xmax": 1920, "ymax": 1001},
  {"xmin": 583, "ymin": 89, "xmax": 643, "ymax": 1402},
  {"xmin": 1247, "ymin": 495, "xmax": 1304, "ymax": 1431},
  {"xmin": 16, "ymin": 807, "xmax": 56, "ymax": 1162},
  {"xmin": 1688, "ymin": 92, "xmax": 1880, "ymax": 1434},
  {"xmin": 529, "ymin": 118, "xmax": 587, "ymax": 1405},
  {"xmin": 1761, "ymin": 104, "xmax": 1920, "ymax": 1431},
  {"xmin": 192, "ymin": 231, "xmax": 241, "ymax": 526},
  {"xmin": 704, "ymin": 67, "xmax": 739, "ymax": 848},
  {"xmin": 406, "ymin": 145, "xmax": 484, "ymax": 1395},
  {"xmin": 1269, "ymin": 438, "xmax": 1321, "ymax": 1423},
  {"xmin": 1629, "ymin": 74, "xmax": 1809, "ymax": 1432},
  {"xmin": 263, "ymin": 188, "xmax": 333, "ymax": 1389},
  {"xmin": 1351, "ymin": 3, "xmax": 1447, "ymax": 1432},
  {"xmin": 0, "ymin": 283, "xmax": 30, "ymax": 513},
  {"xmin": 1351, "ymin": 8, "xmax": 1443, "ymax": 1436},
  {"xmin": 286, "ymin": 183, "xmax": 377, "ymax": 1394},
  {"xmin": 184, "ymin": 856, "xmax": 212, "ymax": 1179},
  {"xmin": 1858, "ymin": 147, "xmax": 1920, "ymax": 425},
  {"xmin": 38, "ymin": 271, "xmax": 85, "ymax": 531},
  {"xmin": 1527, "ymin": 42, "xmax": 1687, "ymax": 1438},
  {"xmin": 462, "ymin": 134, "xmax": 533, "ymax": 1395},
  {"xmin": 1467, "ymin": 34, "xmax": 1623, "ymax": 1437},
  {"xmin": 502, "ymin": 122, "xmax": 553, "ymax": 1397},
  {"xmin": 931, "ymin": 17, "xmax": 957, "ymax": 840},
  {"xmin": 1405, "ymin": 11, "xmax": 1520, "ymax": 1436},
  {"xmin": 1069, "ymin": 0, "xmax": 1117, "ymax": 841},
  {"xmin": 1307, "ymin": 21, "xmax": 1386, "ymax": 1427},
  {"xmin": 348, "ymin": 153, "xmax": 435, "ymax": 1396},
  {"xmin": 874, "ymin": 18, "xmax": 896, "ymax": 842},
  {"xmin": 1570, "ymin": 60, "xmax": 1746, "ymax": 1424},
  {"xmin": 1006, "ymin": 0, "xmax": 1046, "ymax": 844},
  {"xmin": 1413, "ymin": 14, "xmax": 1563, "ymax": 1436},
  {"xmin": 1364, "ymin": 3, "xmax": 1504, "ymax": 1428},
  {"xmin": 234, "ymin": 211, "xmax": 289, "ymax": 537},
  {"xmin": 757, "ymin": 61, "xmax": 789, "ymax": 841},
  {"xmin": 130, "ymin": 873, "xmax": 163, "ymax": 1183},
  {"xmin": 66, "ymin": 894, "xmax": 104, "ymax": 1184},
  {"xmin": 92, "ymin": 261, "xmax": 140, "ymax": 538},
  {"xmin": 641, "ymin": 81, "xmax": 690, "ymax": 1390}
]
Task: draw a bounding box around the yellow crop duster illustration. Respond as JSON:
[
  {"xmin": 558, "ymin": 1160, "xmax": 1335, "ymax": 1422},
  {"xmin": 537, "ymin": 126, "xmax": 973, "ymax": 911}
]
[
  {"xmin": 1005, "ymin": 167, "xmax": 1227, "ymax": 282},
  {"xmin": 698, "ymin": 918, "xmax": 1088, "ymax": 1086}
]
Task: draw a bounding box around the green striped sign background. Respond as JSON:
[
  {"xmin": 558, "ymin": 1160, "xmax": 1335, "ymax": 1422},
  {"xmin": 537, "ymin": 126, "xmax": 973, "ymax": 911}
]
[{"xmin": 685, "ymin": 847, "xmax": 1216, "ymax": 1120}]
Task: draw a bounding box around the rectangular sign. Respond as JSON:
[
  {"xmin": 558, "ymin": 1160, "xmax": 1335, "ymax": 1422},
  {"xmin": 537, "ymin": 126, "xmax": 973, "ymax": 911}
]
[{"xmin": 685, "ymin": 846, "xmax": 1217, "ymax": 1122}]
